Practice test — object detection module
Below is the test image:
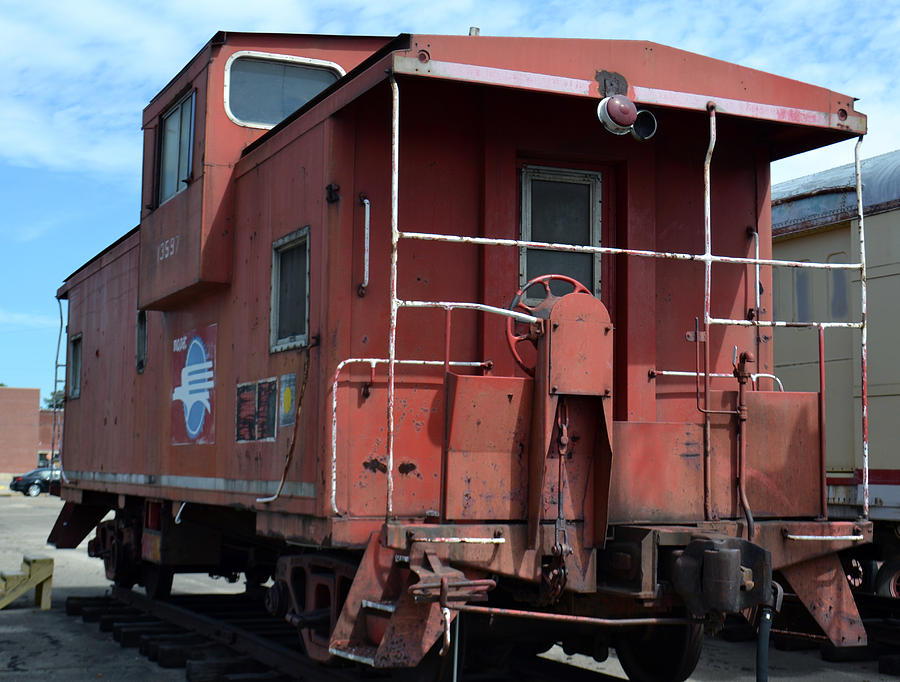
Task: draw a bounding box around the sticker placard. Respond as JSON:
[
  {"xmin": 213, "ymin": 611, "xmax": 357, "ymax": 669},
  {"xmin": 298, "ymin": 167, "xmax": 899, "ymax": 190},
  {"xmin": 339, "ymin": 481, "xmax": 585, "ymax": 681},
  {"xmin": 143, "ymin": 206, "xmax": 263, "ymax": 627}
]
[
  {"xmin": 236, "ymin": 378, "xmax": 277, "ymax": 443},
  {"xmin": 279, "ymin": 373, "xmax": 296, "ymax": 427}
]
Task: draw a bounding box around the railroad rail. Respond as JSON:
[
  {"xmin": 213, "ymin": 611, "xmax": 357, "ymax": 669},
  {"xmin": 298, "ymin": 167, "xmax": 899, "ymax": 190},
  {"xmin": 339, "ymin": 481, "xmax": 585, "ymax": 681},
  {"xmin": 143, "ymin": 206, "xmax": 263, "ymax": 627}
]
[
  {"xmin": 719, "ymin": 590, "xmax": 900, "ymax": 675},
  {"xmin": 64, "ymin": 589, "xmax": 618, "ymax": 681},
  {"xmin": 66, "ymin": 589, "xmax": 348, "ymax": 681}
]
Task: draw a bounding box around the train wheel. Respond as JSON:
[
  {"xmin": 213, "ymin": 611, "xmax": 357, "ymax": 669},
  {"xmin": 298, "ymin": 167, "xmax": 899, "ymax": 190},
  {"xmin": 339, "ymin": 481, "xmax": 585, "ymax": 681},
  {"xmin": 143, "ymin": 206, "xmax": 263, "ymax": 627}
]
[
  {"xmin": 875, "ymin": 560, "xmax": 900, "ymax": 598},
  {"xmin": 842, "ymin": 556, "xmax": 877, "ymax": 592},
  {"xmin": 143, "ymin": 563, "xmax": 174, "ymax": 600},
  {"xmin": 614, "ymin": 623, "xmax": 703, "ymax": 682},
  {"xmin": 108, "ymin": 538, "xmax": 137, "ymax": 589},
  {"xmin": 245, "ymin": 566, "xmax": 271, "ymax": 599}
]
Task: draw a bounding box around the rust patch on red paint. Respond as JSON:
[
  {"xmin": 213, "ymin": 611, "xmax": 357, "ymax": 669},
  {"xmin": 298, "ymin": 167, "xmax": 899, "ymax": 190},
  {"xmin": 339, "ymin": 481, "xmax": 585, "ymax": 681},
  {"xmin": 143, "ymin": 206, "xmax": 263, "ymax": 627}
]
[
  {"xmin": 363, "ymin": 458, "xmax": 388, "ymax": 474},
  {"xmin": 595, "ymin": 70, "xmax": 627, "ymax": 97}
]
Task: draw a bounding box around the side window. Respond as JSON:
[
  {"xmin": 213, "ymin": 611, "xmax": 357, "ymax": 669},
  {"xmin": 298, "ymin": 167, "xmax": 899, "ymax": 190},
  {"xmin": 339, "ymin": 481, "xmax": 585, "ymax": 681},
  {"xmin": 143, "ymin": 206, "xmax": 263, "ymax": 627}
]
[
  {"xmin": 520, "ymin": 166, "xmax": 602, "ymax": 297},
  {"xmin": 136, "ymin": 310, "xmax": 148, "ymax": 373},
  {"xmin": 794, "ymin": 263, "xmax": 812, "ymax": 323},
  {"xmin": 772, "ymin": 266, "xmax": 786, "ymax": 321},
  {"xmin": 225, "ymin": 52, "xmax": 345, "ymax": 129},
  {"xmin": 270, "ymin": 227, "xmax": 310, "ymax": 352},
  {"xmin": 827, "ymin": 252, "xmax": 849, "ymax": 321},
  {"xmin": 158, "ymin": 91, "xmax": 195, "ymax": 205},
  {"xmin": 68, "ymin": 333, "xmax": 82, "ymax": 399}
]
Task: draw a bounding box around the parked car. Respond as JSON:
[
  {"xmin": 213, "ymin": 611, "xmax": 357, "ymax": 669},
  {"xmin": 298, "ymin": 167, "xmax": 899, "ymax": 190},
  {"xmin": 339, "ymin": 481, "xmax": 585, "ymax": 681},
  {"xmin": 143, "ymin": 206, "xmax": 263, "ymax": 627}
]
[{"xmin": 10, "ymin": 468, "xmax": 60, "ymax": 497}]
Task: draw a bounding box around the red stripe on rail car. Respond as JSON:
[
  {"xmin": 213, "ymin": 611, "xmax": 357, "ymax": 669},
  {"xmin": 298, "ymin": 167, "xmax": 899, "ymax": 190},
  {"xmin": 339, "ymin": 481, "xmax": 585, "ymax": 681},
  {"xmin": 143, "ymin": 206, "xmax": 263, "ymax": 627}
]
[{"xmin": 827, "ymin": 469, "xmax": 900, "ymax": 486}]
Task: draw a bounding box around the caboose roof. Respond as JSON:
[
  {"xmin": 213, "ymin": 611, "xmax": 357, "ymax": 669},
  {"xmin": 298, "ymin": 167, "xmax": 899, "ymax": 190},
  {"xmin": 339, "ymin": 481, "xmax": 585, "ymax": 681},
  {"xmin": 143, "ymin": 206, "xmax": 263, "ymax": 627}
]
[
  {"xmin": 145, "ymin": 31, "xmax": 396, "ymax": 111},
  {"xmin": 57, "ymin": 225, "xmax": 139, "ymax": 299},
  {"xmin": 243, "ymin": 32, "xmax": 865, "ymax": 163},
  {"xmin": 60, "ymin": 32, "xmax": 868, "ymax": 296}
]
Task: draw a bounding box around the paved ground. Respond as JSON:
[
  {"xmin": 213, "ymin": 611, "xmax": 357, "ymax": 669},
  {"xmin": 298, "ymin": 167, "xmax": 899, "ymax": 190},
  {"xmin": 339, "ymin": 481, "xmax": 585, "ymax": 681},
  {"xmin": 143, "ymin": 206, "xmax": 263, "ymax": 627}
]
[
  {"xmin": 0, "ymin": 493, "xmax": 240, "ymax": 680},
  {"xmin": 0, "ymin": 493, "xmax": 893, "ymax": 680}
]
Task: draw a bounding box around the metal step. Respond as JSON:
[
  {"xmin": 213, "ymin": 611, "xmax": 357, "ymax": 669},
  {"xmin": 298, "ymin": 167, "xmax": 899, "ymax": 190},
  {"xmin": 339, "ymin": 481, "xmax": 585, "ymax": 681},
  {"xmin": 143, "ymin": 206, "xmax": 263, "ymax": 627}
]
[
  {"xmin": 361, "ymin": 599, "xmax": 396, "ymax": 614},
  {"xmin": 328, "ymin": 643, "xmax": 377, "ymax": 666}
]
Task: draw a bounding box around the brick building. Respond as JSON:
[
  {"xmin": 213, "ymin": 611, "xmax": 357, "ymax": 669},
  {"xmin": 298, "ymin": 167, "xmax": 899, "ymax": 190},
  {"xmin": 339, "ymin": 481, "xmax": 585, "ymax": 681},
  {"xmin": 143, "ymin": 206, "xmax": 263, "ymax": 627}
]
[
  {"xmin": 0, "ymin": 387, "xmax": 60, "ymax": 474},
  {"xmin": 38, "ymin": 409, "xmax": 63, "ymax": 467}
]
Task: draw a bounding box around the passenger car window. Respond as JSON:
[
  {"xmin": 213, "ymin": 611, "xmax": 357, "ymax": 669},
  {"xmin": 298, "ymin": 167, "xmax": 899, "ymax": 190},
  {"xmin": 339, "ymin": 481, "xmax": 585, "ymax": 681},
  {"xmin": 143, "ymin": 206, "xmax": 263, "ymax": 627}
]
[
  {"xmin": 270, "ymin": 227, "xmax": 310, "ymax": 352},
  {"xmin": 225, "ymin": 52, "xmax": 344, "ymax": 129},
  {"xmin": 827, "ymin": 252, "xmax": 849, "ymax": 321},
  {"xmin": 158, "ymin": 91, "xmax": 195, "ymax": 205},
  {"xmin": 520, "ymin": 166, "xmax": 602, "ymax": 297},
  {"xmin": 795, "ymin": 264, "xmax": 812, "ymax": 323}
]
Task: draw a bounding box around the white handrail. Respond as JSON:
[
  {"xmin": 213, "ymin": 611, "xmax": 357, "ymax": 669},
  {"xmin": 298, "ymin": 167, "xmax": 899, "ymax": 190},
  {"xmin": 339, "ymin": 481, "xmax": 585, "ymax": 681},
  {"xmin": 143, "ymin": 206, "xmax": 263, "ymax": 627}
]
[
  {"xmin": 856, "ymin": 136, "xmax": 869, "ymax": 519},
  {"xmin": 360, "ymin": 196, "xmax": 371, "ymax": 293},
  {"xmin": 652, "ymin": 370, "xmax": 785, "ymax": 392},
  {"xmin": 387, "ymin": 75, "xmax": 400, "ymax": 519},
  {"xmin": 398, "ymin": 230, "xmax": 861, "ymax": 271},
  {"xmin": 398, "ymin": 300, "xmax": 539, "ymax": 324}
]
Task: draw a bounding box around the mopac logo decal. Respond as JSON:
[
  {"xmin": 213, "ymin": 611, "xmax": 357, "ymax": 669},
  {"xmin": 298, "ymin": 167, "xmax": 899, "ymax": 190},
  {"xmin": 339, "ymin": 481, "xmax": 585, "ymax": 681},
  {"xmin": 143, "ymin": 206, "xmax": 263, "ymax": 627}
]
[{"xmin": 171, "ymin": 324, "xmax": 216, "ymax": 445}]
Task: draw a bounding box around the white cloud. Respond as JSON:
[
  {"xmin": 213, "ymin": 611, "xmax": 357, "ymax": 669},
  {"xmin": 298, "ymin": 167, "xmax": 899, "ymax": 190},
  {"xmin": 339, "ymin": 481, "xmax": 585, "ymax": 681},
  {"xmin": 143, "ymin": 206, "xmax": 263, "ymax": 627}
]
[
  {"xmin": 3, "ymin": 216, "xmax": 57, "ymax": 243},
  {"xmin": 0, "ymin": 0, "xmax": 896, "ymax": 181},
  {"xmin": 0, "ymin": 309, "xmax": 58, "ymax": 330},
  {"xmin": 1, "ymin": 0, "xmax": 898, "ymax": 391}
]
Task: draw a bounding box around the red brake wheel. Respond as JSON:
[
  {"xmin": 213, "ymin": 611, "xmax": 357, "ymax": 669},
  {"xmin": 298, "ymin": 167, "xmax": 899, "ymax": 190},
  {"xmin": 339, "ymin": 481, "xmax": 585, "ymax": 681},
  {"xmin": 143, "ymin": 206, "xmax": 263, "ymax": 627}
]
[{"xmin": 505, "ymin": 274, "xmax": 591, "ymax": 376}]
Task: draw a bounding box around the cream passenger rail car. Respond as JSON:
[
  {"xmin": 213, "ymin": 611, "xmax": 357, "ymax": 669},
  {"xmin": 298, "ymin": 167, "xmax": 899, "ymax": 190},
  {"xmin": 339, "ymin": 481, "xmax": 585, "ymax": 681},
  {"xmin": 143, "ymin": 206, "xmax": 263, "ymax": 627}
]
[{"xmin": 773, "ymin": 150, "xmax": 900, "ymax": 595}]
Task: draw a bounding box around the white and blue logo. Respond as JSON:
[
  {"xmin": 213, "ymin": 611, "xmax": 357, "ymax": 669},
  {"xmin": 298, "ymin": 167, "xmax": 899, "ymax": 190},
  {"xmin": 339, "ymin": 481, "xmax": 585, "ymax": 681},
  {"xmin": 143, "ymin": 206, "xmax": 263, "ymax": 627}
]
[{"xmin": 172, "ymin": 337, "xmax": 214, "ymax": 440}]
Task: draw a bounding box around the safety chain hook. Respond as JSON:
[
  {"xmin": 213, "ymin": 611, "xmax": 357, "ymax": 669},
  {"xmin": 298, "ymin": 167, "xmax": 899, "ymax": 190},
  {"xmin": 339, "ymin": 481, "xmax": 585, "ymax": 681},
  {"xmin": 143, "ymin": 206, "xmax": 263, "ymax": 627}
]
[{"xmin": 439, "ymin": 606, "xmax": 452, "ymax": 656}]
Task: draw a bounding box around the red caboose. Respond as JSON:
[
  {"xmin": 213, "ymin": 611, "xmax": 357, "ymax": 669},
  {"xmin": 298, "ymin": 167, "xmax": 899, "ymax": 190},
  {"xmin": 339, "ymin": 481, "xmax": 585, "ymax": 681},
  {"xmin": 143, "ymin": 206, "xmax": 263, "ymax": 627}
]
[{"xmin": 51, "ymin": 32, "xmax": 870, "ymax": 680}]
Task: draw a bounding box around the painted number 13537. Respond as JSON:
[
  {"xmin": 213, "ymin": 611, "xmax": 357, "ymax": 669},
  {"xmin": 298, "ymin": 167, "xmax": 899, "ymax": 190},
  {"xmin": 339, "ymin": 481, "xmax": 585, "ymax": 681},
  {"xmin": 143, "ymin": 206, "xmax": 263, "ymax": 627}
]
[{"xmin": 158, "ymin": 235, "xmax": 180, "ymax": 261}]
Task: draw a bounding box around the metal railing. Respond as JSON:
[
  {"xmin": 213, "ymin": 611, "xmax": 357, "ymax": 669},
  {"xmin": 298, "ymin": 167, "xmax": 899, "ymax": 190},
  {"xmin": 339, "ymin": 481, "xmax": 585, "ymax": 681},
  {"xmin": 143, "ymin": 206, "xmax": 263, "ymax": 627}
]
[{"xmin": 336, "ymin": 76, "xmax": 870, "ymax": 522}]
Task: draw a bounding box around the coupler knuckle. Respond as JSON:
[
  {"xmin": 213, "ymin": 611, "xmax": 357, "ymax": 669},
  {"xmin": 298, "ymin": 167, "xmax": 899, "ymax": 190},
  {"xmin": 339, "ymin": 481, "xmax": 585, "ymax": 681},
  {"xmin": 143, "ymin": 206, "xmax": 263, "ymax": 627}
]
[{"xmin": 672, "ymin": 536, "xmax": 772, "ymax": 616}]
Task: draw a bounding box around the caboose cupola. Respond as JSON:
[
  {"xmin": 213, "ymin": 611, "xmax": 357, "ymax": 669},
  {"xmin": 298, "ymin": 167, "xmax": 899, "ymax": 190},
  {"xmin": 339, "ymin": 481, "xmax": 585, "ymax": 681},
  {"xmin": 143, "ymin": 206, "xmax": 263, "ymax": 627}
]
[{"xmin": 137, "ymin": 32, "xmax": 391, "ymax": 310}]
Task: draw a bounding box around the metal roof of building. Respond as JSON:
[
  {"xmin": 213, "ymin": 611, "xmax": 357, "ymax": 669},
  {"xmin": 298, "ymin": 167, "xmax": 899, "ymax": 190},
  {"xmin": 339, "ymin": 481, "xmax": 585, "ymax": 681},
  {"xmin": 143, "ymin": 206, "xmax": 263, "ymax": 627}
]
[{"xmin": 772, "ymin": 149, "xmax": 900, "ymax": 236}]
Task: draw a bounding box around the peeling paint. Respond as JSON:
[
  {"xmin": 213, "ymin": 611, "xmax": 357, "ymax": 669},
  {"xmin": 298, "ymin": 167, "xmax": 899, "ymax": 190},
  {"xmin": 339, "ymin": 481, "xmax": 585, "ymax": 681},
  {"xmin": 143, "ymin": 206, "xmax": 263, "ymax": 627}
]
[{"xmin": 363, "ymin": 458, "xmax": 388, "ymax": 474}]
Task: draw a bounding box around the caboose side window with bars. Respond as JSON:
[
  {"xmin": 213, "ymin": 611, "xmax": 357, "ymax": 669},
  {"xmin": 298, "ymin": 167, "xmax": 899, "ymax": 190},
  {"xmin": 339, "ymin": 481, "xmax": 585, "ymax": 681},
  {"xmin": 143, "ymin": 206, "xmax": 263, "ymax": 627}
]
[
  {"xmin": 270, "ymin": 227, "xmax": 310, "ymax": 352},
  {"xmin": 158, "ymin": 91, "xmax": 195, "ymax": 205},
  {"xmin": 520, "ymin": 166, "xmax": 602, "ymax": 297}
]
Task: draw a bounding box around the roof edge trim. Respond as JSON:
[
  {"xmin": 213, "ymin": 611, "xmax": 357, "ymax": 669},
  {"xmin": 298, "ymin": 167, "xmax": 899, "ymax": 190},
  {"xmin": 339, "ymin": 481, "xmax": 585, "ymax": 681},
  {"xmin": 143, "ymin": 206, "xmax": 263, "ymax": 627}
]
[
  {"xmin": 393, "ymin": 55, "xmax": 866, "ymax": 134},
  {"xmin": 58, "ymin": 225, "xmax": 140, "ymax": 298}
]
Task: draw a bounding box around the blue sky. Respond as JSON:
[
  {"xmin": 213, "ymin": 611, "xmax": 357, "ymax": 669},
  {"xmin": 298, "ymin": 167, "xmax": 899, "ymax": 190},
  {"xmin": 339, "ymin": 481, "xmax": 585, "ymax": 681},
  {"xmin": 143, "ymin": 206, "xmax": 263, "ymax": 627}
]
[{"xmin": 1, "ymin": 0, "xmax": 898, "ymax": 397}]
